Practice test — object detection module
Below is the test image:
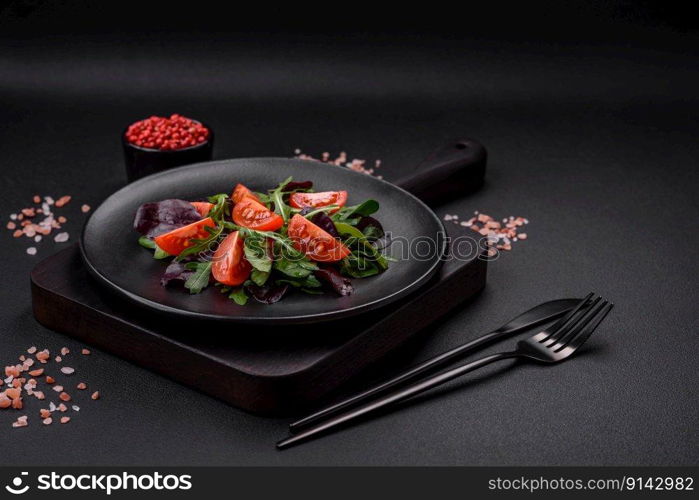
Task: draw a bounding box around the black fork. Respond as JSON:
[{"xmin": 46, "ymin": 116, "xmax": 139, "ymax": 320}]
[{"xmin": 277, "ymin": 295, "xmax": 613, "ymax": 450}]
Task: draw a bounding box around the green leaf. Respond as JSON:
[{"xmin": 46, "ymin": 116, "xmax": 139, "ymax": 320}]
[
  {"xmin": 138, "ymin": 236, "xmax": 155, "ymax": 249},
  {"xmin": 340, "ymin": 255, "xmax": 381, "ymax": 278},
  {"xmin": 153, "ymin": 245, "xmax": 170, "ymax": 259},
  {"xmin": 271, "ymin": 185, "xmax": 291, "ymax": 222},
  {"xmin": 276, "ymin": 273, "xmax": 323, "ymax": 291},
  {"xmin": 183, "ymin": 261, "xmax": 212, "ymax": 294},
  {"xmin": 243, "ymin": 235, "xmax": 272, "ymax": 273},
  {"xmin": 334, "ymin": 222, "xmax": 389, "ymax": 271},
  {"xmin": 176, "ymin": 223, "xmax": 224, "ymax": 261},
  {"xmin": 229, "ymin": 287, "xmax": 249, "ymax": 305},
  {"xmin": 303, "ymin": 205, "xmax": 339, "ymax": 219},
  {"xmin": 250, "ymin": 269, "xmax": 270, "ymax": 286},
  {"xmin": 333, "ymin": 199, "xmax": 379, "ymax": 221},
  {"xmin": 274, "ymin": 256, "xmax": 318, "ymax": 278},
  {"xmin": 138, "ymin": 236, "xmax": 170, "ymax": 259}
]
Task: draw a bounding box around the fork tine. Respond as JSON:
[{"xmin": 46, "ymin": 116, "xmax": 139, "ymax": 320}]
[
  {"xmin": 539, "ymin": 292, "xmax": 595, "ymax": 343},
  {"xmin": 559, "ymin": 302, "xmax": 613, "ymax": 353},
  {"xmin": 546, "ymin": 297, "xmax": 604, "ymax": 348},
  {"xmin": 542, "ymin": 295, "xmax": 600, "ymax": 346},
  {"xmin": 550, "ymin": 299, "xmax": 607, "ymax": 351}
]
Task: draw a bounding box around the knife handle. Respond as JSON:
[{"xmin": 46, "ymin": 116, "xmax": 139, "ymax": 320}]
[{"xmin": 394, "ymin": 138, "xmax": 487, "ymax": 206}]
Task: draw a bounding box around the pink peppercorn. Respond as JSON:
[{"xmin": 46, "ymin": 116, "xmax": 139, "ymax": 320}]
[{"xmin": 125, "ymin": 114, "xmax": 209, "ymax": 151}]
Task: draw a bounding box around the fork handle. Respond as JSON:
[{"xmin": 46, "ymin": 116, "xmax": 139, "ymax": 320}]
[
  {"xmin": 289, "ymin": 329, "xmax": 507, "ymax": 434},
  {"xmin": 277, "ymin": 351, "xmax": 518, "ymax": 450}
]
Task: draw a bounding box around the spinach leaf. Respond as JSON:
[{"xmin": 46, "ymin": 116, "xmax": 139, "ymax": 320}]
[
  {"xmin": 138, "ymin": 236, "xmax": 155, "ymax": 249},
  {"xmin": 229, "ymin": 287, "xmax": 249, "ymax": 305},
  {"xmin": 333, "ymin": 199, "xmax": 379, "ymax": 221},
  {"xmin": 334, "ymin": 222, "xmax": 389, "ymax": 271},
  {"xmin": 138, "ymin": 236, "xmax": 170, "ymax": 259},
  {"xmin": 250, "ymin": 269, "xmax": 270, "ymax": 286}
]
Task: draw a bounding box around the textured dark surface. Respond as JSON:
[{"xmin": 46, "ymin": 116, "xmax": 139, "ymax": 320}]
[{"xmin": 0, "ymin": 4, "xmax": 698, "ymax": 465}]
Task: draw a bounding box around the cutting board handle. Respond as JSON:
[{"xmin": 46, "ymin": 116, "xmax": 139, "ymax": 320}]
[{"xmin": 394, "ymin": 138, "xmax": 487, "ymax": 205}]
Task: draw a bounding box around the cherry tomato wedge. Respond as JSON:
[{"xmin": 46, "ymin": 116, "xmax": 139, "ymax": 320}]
[
  {"xmin": 211, "ymin": 231, "xmax": 251, "ymax": 286},
  {"xmin": 232, "ymin": 183, "xmax": 259, "ymax": 204},
  {"xmin": 289, "ymin": 191, "xmax": 347, "ymax": 213},
  {"xmin": 153, "ymin": 217, "xmax": 215, "ymax": 256},
  {"xmin": 190, "ymin": 201, "xmax": 214, "ymax": 217},
  {"xmin": 233, "ymin": 197, "xmax": 284, "ymax": 231},
  {"xmin": 287, "ymin": 214, "xmax": 350, "ymax": 262}
]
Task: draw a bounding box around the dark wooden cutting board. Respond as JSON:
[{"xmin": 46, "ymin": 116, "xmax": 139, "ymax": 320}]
[{"xmin": 30, "ymin": 139, "xmax": 489, "ymax": 415}]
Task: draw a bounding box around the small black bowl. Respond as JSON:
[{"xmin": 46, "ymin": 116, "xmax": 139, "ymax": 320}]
[{"xmin": 122, "ymin": 122, "xmax": 214, "ymax": 182}]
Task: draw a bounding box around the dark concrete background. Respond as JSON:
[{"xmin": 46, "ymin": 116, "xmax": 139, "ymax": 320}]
[{"xmin": 0, "ymin": 1, "xmax": 697, "ymax": 465}]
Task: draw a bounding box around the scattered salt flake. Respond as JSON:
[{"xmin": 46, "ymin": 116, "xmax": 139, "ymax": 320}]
[
  {"xmin": 6, "ymin": 221, "xmax": 16, "ymax": 230},
  {"xmin": 10, "ymin": 214, "xmax": 17, "ymax": 220},
  {"xmin": 60, "ymin": 367, "xmax": 75, "ymax": 375},
  {"xmin": 45, "ymin": 376, "xmax": 55, "ymax": 384},
  {"xmin": 60, "ymin": 417, "xmax": 70, "ymax": 424},
  {"xmin": 36, "ymin": 350, "xmax": 50, "ymax": 361},
  {"xmin": 34, "ymin": 235, "xmax": 42, "ymax": 242},
  {"xmin": 55, "ymin": 356, "xmax": 62, "ymax": 363},
  {"xmin": 33, "ymin": 391, "xmax": 45, "ymax": 400},
  {"xmin": 49, "ymin": 402, "xmax": 57, "ymax": 412},
  {"xmin": 44, "ymin": 196, "xmax": 54, "ymax": 205},
  {"xmin": 33, "ymin": 195, "xmax": 41, "ymax": 203},
  {"xmin": 91, "ymin": 391, "xmax": 100, "ymax": 400},
  {"xmin": 13, "ymin": 416, "xmax": 29, "ymax": 428},
  {"xmin": 57, "ymin": 403, "xmax": 67, "ymax": 412},
  {"xmin": 28, "ymin": 368, "xmax": 43, "ymax": 377},
  {"xmin": 72, "ymin": 405, "xmax": 80, "ymax": 412},
  {"xmin": 27, "ymin": 346, "xmax": 37, "ymax": 354},
  {"xmin": 52, "ymin": 385, "xmax": 64, "ymax": 392},
  {"xmin": 54, "ymin": 195, "xmax": 72, "ymax": 208},
  {"xmin": 43, "ymin": 417, "xmax": 52, "ymax": 425},
  {"xmin": 77, "ymin": 382, "xmax": 87, "ymax": 390},
  {"xmin": 81, "ymin": 349, "xmax": 91, "ymax": 355},
  {"xmin": 26, "ymin": 247, "xmax": 37, "ymax": 256},
  {"xmin": 81, "ymin": 204, "xmax": 91, "ymax": 213},
  {"xmin": 60, "ymin": 347, "xmax": 70, "ymax": 356},
  {"xmin": 54, "ymin": 232, "xmax": 69, "ymax": 243},
  {"xmin": 518, "ymin": 233, "xmax": 527, "ymax": 240},
  {"xmin": 40, "ymin": 409, "xmax": 51, "ymax": 418},
  {"xmin": 59, "ymin": 392, "xmax": 71, "ymax": 401}
]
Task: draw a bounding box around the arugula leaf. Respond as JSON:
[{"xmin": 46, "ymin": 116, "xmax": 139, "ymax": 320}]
[
  {"xmin": 243, "ymin": 234, "xmax": 272, "ymax": 273},
  {"xmin": 183, "ymin": 261, "xmax": 212, "ymax": 294},
  {"xmin": 268, "ymin": 176, "xmax": 293, "ymax": 222},
  {"xmin": 274, "ymin": 256, "xmax": 317, "ymax": 278},
  {"xmin": 229, "ymin": 287, "xmax": 249, "ymax": 305},
  {"xmin": 177, "ymin": 223, "xmax": 224, "ymax": 261}
]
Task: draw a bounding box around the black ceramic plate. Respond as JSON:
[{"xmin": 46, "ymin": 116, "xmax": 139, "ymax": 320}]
[{"xmin": 80, "ymin": 158, "xmax": 446, "ymax": 324}]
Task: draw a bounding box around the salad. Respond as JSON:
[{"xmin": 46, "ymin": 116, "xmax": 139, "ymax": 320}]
[{"xmin": 133, "ymin": 178, "xmax": 390, "ymax": 305}]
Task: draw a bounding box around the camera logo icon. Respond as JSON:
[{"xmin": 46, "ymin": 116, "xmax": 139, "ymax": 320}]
[{"xmin": 4, "ymin": 472, "xmax": 30, "ymax": 495}]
